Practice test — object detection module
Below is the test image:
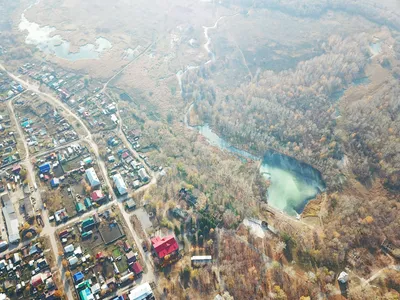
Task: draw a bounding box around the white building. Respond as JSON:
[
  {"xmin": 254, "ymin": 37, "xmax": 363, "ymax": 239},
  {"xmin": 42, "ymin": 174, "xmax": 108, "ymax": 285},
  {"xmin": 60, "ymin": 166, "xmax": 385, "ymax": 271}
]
[
  {"xmin": 85, "ymin": 167, "xmax": 100, "ymax": 188},
  {"xmin": 68, "ymin": 255, "xmax": 79, "ymax": 266},
  {"xmin": 112, "ymin": 174, "xmax": 127, "ymax": 196},
  {"xmin": 191, "ymin": 255, "xmax": 212, "ymax": 265},
  {"xmin": 128, "ymin": 282, "xmax": 154, "ymax": 300},
  {"xmin": 2, "ymin": 196, "xmax": 20, "ymax": 244},
  {"xmin": 64, "ymin": 244, "xmax": 74, "ymax": 254},
  {"xmin": 138, "ymin": 168, "xmax": 149, "ymax": 182}
]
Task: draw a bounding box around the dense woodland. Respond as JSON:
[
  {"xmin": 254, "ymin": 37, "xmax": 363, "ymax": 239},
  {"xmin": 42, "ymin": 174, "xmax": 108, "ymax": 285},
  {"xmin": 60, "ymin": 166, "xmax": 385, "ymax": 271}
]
[
  {"xmin": 174, "ymin": 2, "xmax": 400, "ymax": 298},
  {"xmin": 228, "ymin": 0, "xmax": 400, "ymax": 31},
  {"xmin": 183, "ymin": 30, "xmax": 400, "ymax": 191}
]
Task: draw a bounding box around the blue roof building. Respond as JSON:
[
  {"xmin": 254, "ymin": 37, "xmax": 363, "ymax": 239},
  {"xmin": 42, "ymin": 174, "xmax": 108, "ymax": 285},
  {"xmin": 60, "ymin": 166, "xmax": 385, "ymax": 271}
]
[
  {"xmin": 73, "ymin": 271, "xmax": 84, "ymax": 283},
  {"xmin": 50, "ymin": 178, "xmax": 60, "ymax": 188},
  {"xmin": 39, "ymin": 162, "xmax": 51, "ymax": 173}
]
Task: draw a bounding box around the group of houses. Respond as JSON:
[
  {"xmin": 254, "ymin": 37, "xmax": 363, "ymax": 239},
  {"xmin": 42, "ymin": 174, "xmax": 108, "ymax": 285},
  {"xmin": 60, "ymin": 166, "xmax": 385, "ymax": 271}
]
[
  {"xmin": 58, "ymin": 215, "xmax": 153, "ymax": 300},
  {"xmin": 0, "ymin": 72, "xmax": 24, "ymax": 101},
  {"xmin": 21, "ymin": 62, "xmax": 120, "ymax": 132},
  {"xmin": 105, "ymin": 146, "xmax": 150, "ymax": 196},
  {"xmin": 15, "ymin": 97, "xmax": 78, "ymax": 154},
  {"xmin": 0, "ymin": 113, "xmax": 20, "ymax": 169},
  {"xmin": 0, "ymin": 242, "xmax": 59, "ymax": 299}
]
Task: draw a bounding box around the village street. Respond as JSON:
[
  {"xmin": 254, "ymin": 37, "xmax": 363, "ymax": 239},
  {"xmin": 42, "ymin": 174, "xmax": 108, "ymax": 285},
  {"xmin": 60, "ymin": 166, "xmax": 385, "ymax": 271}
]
[
  {"xmin": 6, "ymin": 94, "xmax": 75, "ymax": 299},
  {"xmin": 0, "ymin": 63, "xmax": 158, "ymax": 299}
]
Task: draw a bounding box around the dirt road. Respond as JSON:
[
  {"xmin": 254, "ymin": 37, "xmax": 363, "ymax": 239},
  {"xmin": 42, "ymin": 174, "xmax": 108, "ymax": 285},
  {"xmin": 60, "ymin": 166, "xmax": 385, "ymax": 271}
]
[{"xmin": 7, "ymin": 96, "xmax": 75, "ymax": 300}]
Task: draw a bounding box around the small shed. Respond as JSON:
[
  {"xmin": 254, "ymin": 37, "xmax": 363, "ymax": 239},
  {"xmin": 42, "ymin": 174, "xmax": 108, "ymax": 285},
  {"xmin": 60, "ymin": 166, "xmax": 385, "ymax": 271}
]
[
  {"xmin": 84, "ymin": 198, "xmax": 92, "ymax": 208},
  {"xmin": 125, "ymin": 198, "xmax": 136, "ymax": 210},
  {"xmin": 50, "ymin": 178, "xmax": 60, "ymax": 188},
  {"xmin": 338, "ymin": 271, "xmax": 349, "ymax": 284}
]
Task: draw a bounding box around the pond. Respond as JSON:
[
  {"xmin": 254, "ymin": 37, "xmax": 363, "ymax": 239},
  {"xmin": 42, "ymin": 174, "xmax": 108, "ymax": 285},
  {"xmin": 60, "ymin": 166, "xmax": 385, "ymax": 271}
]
[
  {"xmin": 260, "ymin": 151, "xmax": 325, "ymax": 216},
  {"xmin": 330, "ymin": 76, "xmax": 371, "ymax": 101},
  {"xmin": 19, "ymin": 14, "xmax": 112, "ymax": 61},
  {"xmin": 193, "ymin": 123, "xmax": 325, "ymax": 216},
  {"xmin": 370, "ymin": 42, "xmax": 382, "ymax": 57}
]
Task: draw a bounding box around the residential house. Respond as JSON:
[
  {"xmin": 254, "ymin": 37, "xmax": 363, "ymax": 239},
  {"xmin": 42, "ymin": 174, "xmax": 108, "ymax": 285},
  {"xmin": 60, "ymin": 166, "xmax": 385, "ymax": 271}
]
[
  {"xmin": 39, "ymin": 162, "xmax": 51, "ymax": 173},
  {"xmin": 85, "ymin": 167, "xmax": 100, "ymax": 188},
  {"xmin": 150, "ymin": 235, "xmax": 179, "ymax": 259},
  {"xmin": 64, "ymin": 244, "xmax": 74, "ymax": 254},
  {"xmin": 79, "ymin": 287, "xmax": 95, "ymax": 300},
  {"xmin": 54, "ymin": 208, "xmax": 69, "ymax": 223},
  {"xmin": 125, "ymin": 198, "xmax": 136, "ymax": 211},
  {"xmin": 90, "ymin": 190, "xmax": 105, "ymax": 203},
  {"xmin": 138, "ymin": 168, "xmax": 149, "ymax": 182},
  {"xmin": 128, "ymin": 282, "xmax": 154, "ymax": 300},
  {"xmin": 76, "ymin": 202, "xmax": 86, "ymax": 214},
  {"xmin": 73, "ymin": 271, "xmax": 84, "ymax": 283},
  {"xmin": 130, "ymin": 262, "xmax": 143, "ymax": 276},
  {"xmin": 82, "ymin": 217, "xmax": 96, "ymax": 232},
  {"xmin": 68, "ymin": 255, "xmax": 79, "ymax": 267},
  {"xmin": 112, "ymin": 174, "xmax": 127, "ymax": 196},
  {"xmin": 50, "ymin": 178, "xmax": 60, "ymax": 188},
  {"xmin": 126, "ymin": 251, "xmax": 137, "ymax": 264}
]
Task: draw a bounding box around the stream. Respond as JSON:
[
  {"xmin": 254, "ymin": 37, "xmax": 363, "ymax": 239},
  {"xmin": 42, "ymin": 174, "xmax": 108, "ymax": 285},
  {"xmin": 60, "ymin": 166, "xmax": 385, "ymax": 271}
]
[{"xmin": 176, "ymin": 14, "xmax": 237, "ymax": 93}]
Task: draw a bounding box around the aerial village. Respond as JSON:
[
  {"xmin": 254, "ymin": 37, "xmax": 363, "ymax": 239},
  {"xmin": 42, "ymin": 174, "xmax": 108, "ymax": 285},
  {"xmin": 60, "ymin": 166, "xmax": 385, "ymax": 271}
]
[
  {"xmin": 0, "ymin": 60, "xmax": 222, "ymax": 300},
  {"xmin": 0, "ymin": 71, "xmax": 24, "ymax": 102}
]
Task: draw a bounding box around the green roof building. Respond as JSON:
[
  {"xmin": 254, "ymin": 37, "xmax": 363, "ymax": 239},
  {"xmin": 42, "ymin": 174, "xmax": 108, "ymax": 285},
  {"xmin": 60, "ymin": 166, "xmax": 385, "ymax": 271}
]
[
  {"xmin": 79, "ymin": 287, "xmax": 94, "ymax": 300},
  {"xmin": 76, "ymin": 202, "xmax": 86, "ymax": 214},
  {"xmin": 82, "ymin": 217, "xmax": 95, "ymax": 229},
  {"xmin": 84, "ymin": 198, "xmax": 92, "ymax": 208}
]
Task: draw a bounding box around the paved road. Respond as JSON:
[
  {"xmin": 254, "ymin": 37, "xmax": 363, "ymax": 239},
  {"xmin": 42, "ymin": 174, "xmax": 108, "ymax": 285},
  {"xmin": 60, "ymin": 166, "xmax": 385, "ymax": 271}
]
[{"xmin": 0, "ymin": 63, "xmax": 158, "ymax": 299}]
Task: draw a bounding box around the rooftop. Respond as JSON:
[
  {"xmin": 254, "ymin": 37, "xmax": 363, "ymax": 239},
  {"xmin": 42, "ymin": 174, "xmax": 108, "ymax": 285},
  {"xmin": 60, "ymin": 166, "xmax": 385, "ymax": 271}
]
[
  {"xmin": 128, "ymin": 282, "xmax": 153, "ymax": 300},
  {"xmin": 85, "ymin": 167, "xmax": 100, "ymax": 187},
  {"xmin": 113, "ymin": 173, "xmax": 127, "ymax": 195},
  {"xmin": 151, "ymin": 235, "xmax": 179, "ymax": 259}
]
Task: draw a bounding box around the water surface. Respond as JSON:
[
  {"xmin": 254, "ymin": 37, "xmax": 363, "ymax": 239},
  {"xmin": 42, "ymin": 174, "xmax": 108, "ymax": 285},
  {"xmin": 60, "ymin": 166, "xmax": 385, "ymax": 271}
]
[
  {"xmin": 19, "ymin": 14, "xmax": 112, "ymax": 61},
  {"xmin": 195, "ymin": 124, "xmax": 325, "ymax": 215}
]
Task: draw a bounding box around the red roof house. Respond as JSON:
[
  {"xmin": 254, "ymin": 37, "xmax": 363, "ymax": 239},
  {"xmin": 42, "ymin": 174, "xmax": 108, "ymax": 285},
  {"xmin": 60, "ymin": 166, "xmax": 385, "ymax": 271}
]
[
  {"xmin": 12, "ymin": 164, "xmax": 21, "ymax": 174},
  {"xmin": 31, "ymin": 272, "xmax": 51, "ymax": 287},
  {"xmin": 131, "ymin": 261, "xmax": 143, "ymax": 275},
  {"xmin": 150, "ymin": 235, "xmax": 179, "ymax": 259},
  {"xmin": 96, "ymin": 252, "xmax": 105, "ymax": 260},
  {"xmin": 91, "ymin": 190, "xmax": 104, "ymax": 201},
  {"xmin": 30, "ymin": 274, "xmax": 43, "ymax": 287}
]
